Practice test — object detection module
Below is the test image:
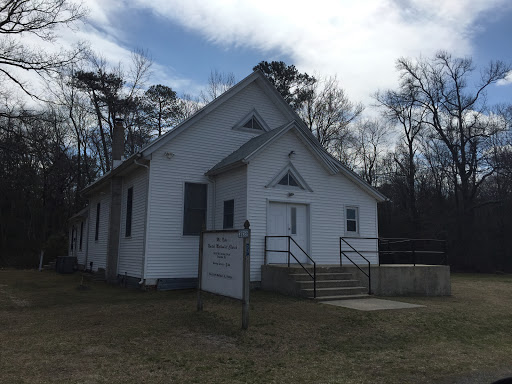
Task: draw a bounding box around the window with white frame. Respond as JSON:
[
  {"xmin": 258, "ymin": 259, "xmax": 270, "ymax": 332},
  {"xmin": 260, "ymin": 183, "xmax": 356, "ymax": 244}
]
[{"xmin": 345, "ymin": 206, "xmax": 359, "ymax": 234}]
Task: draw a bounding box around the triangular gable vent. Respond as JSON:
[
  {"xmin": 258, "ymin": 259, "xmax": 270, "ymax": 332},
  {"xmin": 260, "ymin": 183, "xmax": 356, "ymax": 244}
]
[
  {"xmin": 278, "ymin": 172, "xmax": 300, "ymax": 187},
  {"xmin": 233, "ymin": 108, "xmax": 270, "ymax": 133},
  {"xmin": 266, "ymin": 162, "xmax": 313, "ymax": 192},
  {"xmin": 243, "ymin": 116, "xmax": 264, "ymax": 130}
]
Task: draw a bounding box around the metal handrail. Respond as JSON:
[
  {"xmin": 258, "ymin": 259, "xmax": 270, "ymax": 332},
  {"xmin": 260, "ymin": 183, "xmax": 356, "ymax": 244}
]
[
  {"xmin": 339, "ymin": 237, "xmax": 372, "ymax": 295},
  {"xmin": 341, "ymin": 236, "xmax": 448, "ymax": 266},
  {"xmin": 265, "ymin": 235, "xmax": 316, "ymax": 298},
  {"xmin": 378, "ymin": 237, "xmax": 447, "ymax": 266}
]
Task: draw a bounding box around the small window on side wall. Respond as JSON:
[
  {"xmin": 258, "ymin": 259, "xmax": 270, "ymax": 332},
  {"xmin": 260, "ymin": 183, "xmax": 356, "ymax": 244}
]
[
  {"xmin": 346, "ymin": 207, "xmax": 359, "ymax": 234},
  {"xmin": 79, "ymin": 221, "xmax": 83, "ymax": 250},
  {"xmin": 125, "ymin": 187, "xmax": 133, "ymax": 237},
  {"xmin": 223, "ymin": 200, "xmax": 234, "ymax": 229},
  {"xmin": 95, "ymin": 203, "xmax": 100, "ymax": 241}
]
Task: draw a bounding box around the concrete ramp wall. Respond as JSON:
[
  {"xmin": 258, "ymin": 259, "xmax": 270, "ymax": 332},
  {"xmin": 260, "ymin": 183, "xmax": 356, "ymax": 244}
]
[{"xmin": 347, "ymin": 265, "xmax": 451, "ymax": 296}]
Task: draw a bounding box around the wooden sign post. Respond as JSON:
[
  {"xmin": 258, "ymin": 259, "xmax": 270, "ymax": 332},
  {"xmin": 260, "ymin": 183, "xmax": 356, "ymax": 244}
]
[{"xmin": 197, "ymin": 221, "xmax": 251, "ymax": 330}]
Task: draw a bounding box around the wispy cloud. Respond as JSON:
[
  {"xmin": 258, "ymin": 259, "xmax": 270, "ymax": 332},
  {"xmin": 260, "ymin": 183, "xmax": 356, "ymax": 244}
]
[
  {"xmin": 122, "ymin": 0, "xmax": 510, "ymax": 101},
  {"xmin": 7, "ymin": 0, "xmax": 511, "ymax": 105},
  {"xmin": 497, "ymin": 71, "xmax": 512, "ymax": 86}
]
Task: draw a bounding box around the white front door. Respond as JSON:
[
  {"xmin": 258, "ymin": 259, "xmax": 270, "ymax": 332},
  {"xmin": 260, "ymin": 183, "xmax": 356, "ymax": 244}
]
[{"xmin": 267, "ymin": 203, "xmax": 309, "ymax": 264}]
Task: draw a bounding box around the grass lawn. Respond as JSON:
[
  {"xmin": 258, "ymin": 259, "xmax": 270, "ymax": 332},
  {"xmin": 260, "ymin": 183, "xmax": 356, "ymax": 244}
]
[{"xmin": 0, "ymin": 270, "xmax": 511, "ymax": 384}]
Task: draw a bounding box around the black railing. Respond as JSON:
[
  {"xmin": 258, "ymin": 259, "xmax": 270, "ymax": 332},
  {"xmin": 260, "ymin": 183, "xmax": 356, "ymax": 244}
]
[
  {"xmin": 339, "ymin": 237, "xmax": 372, "ymax": 295},
  {"xmin": 378, "ymin": 238, "xmax": 447, "ymax": 266},
  {"xmin": 264, "ymin": 236, "xmax": 316, "ymax": 298}
]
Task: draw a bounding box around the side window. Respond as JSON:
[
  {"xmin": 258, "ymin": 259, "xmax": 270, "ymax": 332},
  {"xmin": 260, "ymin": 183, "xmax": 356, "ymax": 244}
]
[
  {"xmin": 95, "ymin": 203, "xmax": 100, "ymax": 241},
  {"xmin": 125, "ymin": 187, "xmax": 133, "ymax": 237},
  {"xmin": 223, "ymin": 200, "xmax": 234, "ymax": 229},
  {"xmin": 346, "ymin": 207, "xmax": 359, "ymax": 234},
  {"xmin": 183, "ymin": 183, "xmax": 207, "ymax": 235},
  {"xmin": 70, "ymin": 227, "xmax": 75, "ymax": 251},
  {"xmin": 79, "ymin": 221, "xmax": 83, "ymax": 250}
]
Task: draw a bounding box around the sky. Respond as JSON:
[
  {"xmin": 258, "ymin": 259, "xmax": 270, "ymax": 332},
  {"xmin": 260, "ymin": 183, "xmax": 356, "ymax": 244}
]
[{"xmin": 12, "ymin": 0, "xmax": 512, "ymax": 109}]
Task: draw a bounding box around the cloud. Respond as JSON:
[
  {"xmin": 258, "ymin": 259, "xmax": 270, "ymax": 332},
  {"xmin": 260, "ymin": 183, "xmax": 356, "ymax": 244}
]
[
  {"xmin": 124, "ymin": 0, "xmax": 510, "ymax": 102},
  {"xmin": 497, "ymin": 71, "xmax": 512, "ymax": 86},
  {"xmin": 4, "ymin": 0, "xmax": 510, "ymax": 107}
]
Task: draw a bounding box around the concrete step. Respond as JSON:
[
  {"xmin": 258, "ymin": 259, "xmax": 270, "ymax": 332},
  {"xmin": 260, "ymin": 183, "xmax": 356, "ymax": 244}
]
[
  {"xmin": 296, "ymin": 279, "xmax": 361, "ymax": 289},
  {"xmin": 290, "ymin": 272, "xmax": 354, "ymax": 281},
  {"xmin": 302, "ymin": 286, "xmax": 368, "ymax": 298},
  {"xmin": 313, "ymin": 294, "xmax": 371, "ymax": 301},
  {"xmin": 284, "ymin": 266, "xmax": 349, "ymax": 274}
]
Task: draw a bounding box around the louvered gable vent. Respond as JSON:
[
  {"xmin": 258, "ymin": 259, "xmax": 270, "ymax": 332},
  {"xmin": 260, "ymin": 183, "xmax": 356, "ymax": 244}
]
[
  {"xmin": 243, "ymin": 116, "xmax": 264, "ymax": 130},
  {"xmin": 233, "ymin": 108, "xmax": 270, "ymax": 133}
]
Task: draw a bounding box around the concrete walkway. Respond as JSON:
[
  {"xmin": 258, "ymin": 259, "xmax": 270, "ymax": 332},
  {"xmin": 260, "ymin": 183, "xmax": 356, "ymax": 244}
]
[{"xmin": 321, "ymin": 298, "xmax": 425, "ymax": 311}]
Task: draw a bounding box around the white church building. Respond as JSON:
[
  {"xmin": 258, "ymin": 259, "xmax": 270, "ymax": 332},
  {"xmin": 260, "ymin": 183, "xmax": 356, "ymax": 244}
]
[{"xmin": 68, "ymin": 70, "xmax": 386, "ymax": 290}]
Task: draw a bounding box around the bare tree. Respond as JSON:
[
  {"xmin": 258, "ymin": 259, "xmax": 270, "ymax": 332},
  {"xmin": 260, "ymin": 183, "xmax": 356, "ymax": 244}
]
[
  {"xmin": 396, "ymin": 52, "xmax": 511, "ymax": 214},
  {"xmin": 374, "ymin": 88, "xmax": 426, "ymax": 229},
  {"xmin": 353, "ymin": 119, "xmax": 389, "ymax": 186},
  {"xmin": 299, "ymin": 76, "xmax": 363, "ymax": 154},
  {"xmin": 73, "ymin": 51, "xmax": 151, "ymax": 172},
  {"xmin": 176, "ymin": 93, "xmax": 201, "ymax": 121},
  {"xmin": 199, "ymin": 69, "xmax": 235, "ymax": 103},
  {"xmin": 0, "ymin": 0, "xmax": 87, "ymax": 102},
  {"xmin": 390, "ymin": 52, "xmax": 511, "ymax": 268},
  {"xmin": 51, "ymin": 66, "xmax": 96, "ymax": 203}
]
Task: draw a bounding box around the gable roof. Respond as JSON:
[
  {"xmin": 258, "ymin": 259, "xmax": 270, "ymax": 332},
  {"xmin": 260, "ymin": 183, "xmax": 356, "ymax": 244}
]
[
  {"xmin": 206, "ymin": 122, "xmax": 291, "ymax": 175},
  {"xmin": 205, "ymin": 120, "xmax": 387, "ymax": 202},
  {"xmin": 81, "ymin": 69, "xmax": 386, "ymax": 202},
  {"xmin": 138, "ymin": 70, "xmax": 296, "ymax": 158},
  {"xmin": 81, "ymin": 70, "xmax": 295, "ymax": 195}
]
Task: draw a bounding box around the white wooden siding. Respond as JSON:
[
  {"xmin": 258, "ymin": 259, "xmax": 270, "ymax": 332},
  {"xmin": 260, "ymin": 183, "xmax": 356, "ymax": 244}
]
[
  {"xmin": 247, "ymin": 130, "xmax": 379, "ymax": 281},
  {"xmin": 214, "ymin": 166, "xmax": 247, "ymax": 229},
  {"xmin": 118, "ymin": 167, "xmax": 148, "ymax": 278},
  {"xmin": 86, "ymin": 189, "xmax": 111, "ymax": 271},
  {"xmin": 144, "ymin": 81, "xmax": 289, "ymax": 279}
]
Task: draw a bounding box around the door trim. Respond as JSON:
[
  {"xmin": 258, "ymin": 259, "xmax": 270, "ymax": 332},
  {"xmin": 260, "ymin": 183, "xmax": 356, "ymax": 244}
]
[{"xmin": 266, "ymin": 199, "xmax": 311, "ymax": 259}]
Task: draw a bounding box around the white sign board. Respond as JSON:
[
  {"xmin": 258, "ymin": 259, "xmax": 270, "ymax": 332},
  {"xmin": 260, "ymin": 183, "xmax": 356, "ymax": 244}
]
[{"xmin": 201, "ymin": 232, "xmax": 244, "ymax": 300}]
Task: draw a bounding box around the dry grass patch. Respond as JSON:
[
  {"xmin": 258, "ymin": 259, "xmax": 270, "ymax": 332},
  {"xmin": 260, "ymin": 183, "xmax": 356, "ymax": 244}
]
[{"xmin": 0, "ymin": 270, "xmax": 511, "ymax": 383}]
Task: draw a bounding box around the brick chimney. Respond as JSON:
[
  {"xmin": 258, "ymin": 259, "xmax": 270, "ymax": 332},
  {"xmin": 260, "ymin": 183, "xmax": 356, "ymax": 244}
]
[{"xmin": 112, "ymin": 118, "xmax": 124, "ymax": 168}]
